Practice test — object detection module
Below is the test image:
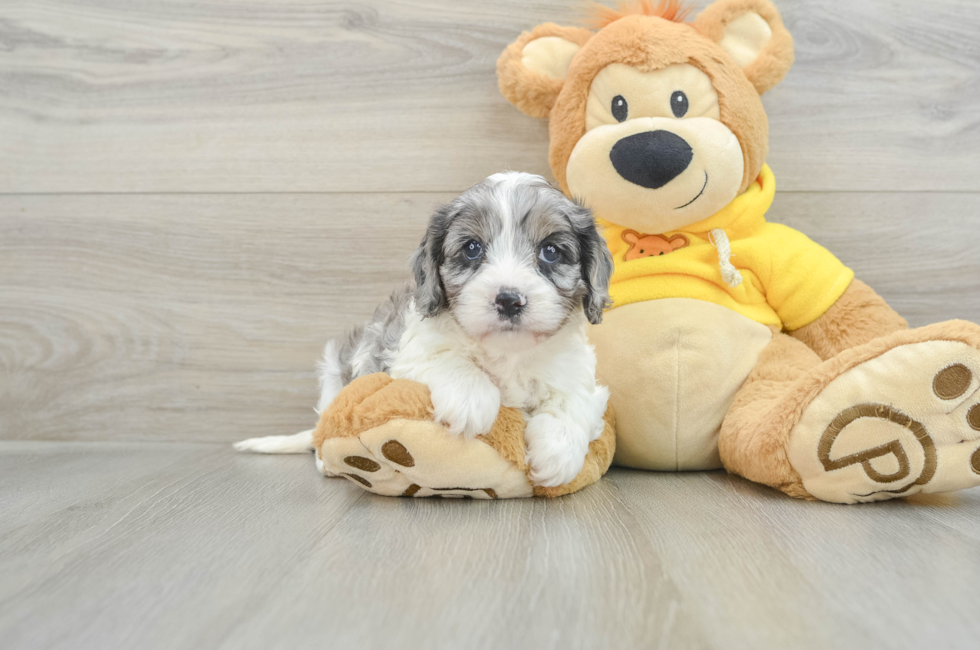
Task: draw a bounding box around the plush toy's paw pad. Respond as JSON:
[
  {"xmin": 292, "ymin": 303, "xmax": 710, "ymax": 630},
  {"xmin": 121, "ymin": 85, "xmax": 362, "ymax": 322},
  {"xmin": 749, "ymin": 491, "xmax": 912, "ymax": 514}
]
[
  {"xmin": 789, "ymin": 340, "xmax": 980, "ymax": 503},
  {"xmin": 320, "ymin": 417, "xmax": 534, "ymax": 499}
]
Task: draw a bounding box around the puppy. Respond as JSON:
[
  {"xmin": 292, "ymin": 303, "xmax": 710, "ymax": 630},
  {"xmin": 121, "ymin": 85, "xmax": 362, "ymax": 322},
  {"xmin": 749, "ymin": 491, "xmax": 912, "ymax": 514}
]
[{"xmin": 235, "ymin": 172, "xmax": 614, "ymax": 487}]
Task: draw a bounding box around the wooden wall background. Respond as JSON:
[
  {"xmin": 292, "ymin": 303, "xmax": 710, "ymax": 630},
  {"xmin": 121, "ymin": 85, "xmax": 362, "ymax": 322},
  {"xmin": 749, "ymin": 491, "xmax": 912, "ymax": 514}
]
[{"xmin": 2, "ymin": 0, "xmax": 980, "ymax": 443}]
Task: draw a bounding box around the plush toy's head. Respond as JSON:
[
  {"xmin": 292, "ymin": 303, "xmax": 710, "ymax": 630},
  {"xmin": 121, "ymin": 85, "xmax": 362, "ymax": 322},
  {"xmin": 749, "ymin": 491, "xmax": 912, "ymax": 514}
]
[{"xmin": 498, "ymin": 0, "xmax": 794, "ymax": 234}]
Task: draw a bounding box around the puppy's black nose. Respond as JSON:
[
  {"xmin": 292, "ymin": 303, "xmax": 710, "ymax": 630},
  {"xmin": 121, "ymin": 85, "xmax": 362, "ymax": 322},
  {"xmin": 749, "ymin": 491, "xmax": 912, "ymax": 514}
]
[
  {"xmin": 495, "ymin": 291, "xmax": 526, "ymax": 318},
  {"xmin": 610, "ymin": 130, "xmax": 693, "ymax": 189}
]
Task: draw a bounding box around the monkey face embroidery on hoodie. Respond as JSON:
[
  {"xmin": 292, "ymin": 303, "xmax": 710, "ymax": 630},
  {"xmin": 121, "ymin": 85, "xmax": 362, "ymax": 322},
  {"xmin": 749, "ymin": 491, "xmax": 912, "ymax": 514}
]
[{"xmin": 621, "ymin": 230, "xmax": 690, "ymax": 261}]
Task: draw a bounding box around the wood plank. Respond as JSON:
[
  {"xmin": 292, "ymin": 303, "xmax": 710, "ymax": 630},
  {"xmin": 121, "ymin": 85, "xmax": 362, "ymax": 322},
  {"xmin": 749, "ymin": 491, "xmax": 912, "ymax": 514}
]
[
  {"xmin": 0, "ymin": 192, "xmax": 442, "ymax": 443},
  {"xmin": 610, "ymin": 469, "xmax": 980, "ymax": 650},
  {"xmin": 2, "ymin": 191, "xmax": 979, "ymax": 443},
  {"xmin": 1, "ymin": 442, "xmax": 977, "ymax": 649},
  {"xmin": 0, "ymin": 0, "xmax": 978, "ymax": 193},
  {"xmin": 0, "ymin": 443, "xmax": 703, "ymax": 650}
]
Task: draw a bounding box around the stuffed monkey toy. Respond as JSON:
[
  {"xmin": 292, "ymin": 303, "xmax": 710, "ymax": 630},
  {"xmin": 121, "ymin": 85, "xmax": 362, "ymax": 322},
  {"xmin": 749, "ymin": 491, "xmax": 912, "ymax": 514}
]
[
  {"xmin": 316, "ymin": 0, "xmax": 980, "ymax": 503},
  {"xmin": 496, "ymin": 0, "xmax": 980, "ymax": 503}
]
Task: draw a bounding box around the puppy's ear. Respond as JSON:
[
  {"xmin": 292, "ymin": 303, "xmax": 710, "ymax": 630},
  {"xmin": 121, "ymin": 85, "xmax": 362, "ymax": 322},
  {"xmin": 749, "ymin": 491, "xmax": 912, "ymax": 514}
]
[
  {"xmin": 497, "ymin": 23, "xmax": 594, "ymax": 119},
  {"xmin": 410, "ymin": 204, "xmax": 453, "ymax": 318},
  {"xmin": 695, "ymin": 0, "xmax": 794, "ymax": 95},
  {"xmin": 567, "ymin": 201, "xmax": 613, "ymax": 325}
]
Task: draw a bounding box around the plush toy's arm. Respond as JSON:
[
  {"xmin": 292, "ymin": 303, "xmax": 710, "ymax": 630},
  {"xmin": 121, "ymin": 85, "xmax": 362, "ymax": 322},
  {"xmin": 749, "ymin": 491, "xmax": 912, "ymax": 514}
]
[{"xmin": 789, "ymin": 279, "xmax": 907, "ymax": 360}]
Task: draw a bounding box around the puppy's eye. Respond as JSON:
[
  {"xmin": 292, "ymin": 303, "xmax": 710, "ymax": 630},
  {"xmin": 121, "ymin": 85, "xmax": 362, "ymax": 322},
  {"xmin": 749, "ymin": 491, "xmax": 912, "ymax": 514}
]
[
  {"xmin": 539, "ymin": 244, "xmax": 560, "ymax": 264},
  {"xmin": 671, "ymin": 91, "xmax": 689, "ymax": 118},
  {"xmin": 611, "ymin": 95, "xmax": 628, "ymax": 123},
  {"xmin": 463, "ymin": 239, "xmax": 483, "ymax": 261}
]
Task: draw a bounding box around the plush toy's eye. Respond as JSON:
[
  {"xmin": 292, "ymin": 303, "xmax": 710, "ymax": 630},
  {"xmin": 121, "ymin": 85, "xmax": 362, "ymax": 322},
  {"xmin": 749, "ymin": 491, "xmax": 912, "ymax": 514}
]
[
  {"xmin": 611, "ymin": 95, "xmax": 628, "ymax": 122},
  {"xmin": 671, "ymin": 91, "xmax": 689, "ymax": 118},
  {"xmin": 539, "ymin": 243, "xmax": 560, "ymax": 264},
  {"xmin": 463, "ymin": 240, "xmax": 483, "ymax": 260}
]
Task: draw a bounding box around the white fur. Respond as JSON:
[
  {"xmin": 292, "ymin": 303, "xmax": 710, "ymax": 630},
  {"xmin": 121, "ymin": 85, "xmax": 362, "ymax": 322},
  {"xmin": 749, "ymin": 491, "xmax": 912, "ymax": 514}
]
[
  {"xmin": 315, "ymin": 339, "xmax": 345, "ymax": 415},
  {"xmin": 232, "ymin": 428, "xmax": 315, "ymax": 454}
]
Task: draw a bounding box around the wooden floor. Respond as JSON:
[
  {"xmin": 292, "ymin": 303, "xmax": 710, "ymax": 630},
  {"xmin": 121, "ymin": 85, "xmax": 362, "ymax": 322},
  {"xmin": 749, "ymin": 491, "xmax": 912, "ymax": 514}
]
[
  {"xmin": 1, "ymin": 444, "xmax": 979, "ymax": 650},
  {"xmin": 2, "ymin": 1, "xmax": 980, "ymax": 648}
]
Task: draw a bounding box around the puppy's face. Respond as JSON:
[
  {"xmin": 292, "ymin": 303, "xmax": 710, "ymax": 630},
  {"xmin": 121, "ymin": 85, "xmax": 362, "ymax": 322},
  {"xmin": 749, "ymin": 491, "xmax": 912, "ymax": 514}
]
[{"xmin": 412, "ymin": 173, "xmax": 613, "ymax": 343}]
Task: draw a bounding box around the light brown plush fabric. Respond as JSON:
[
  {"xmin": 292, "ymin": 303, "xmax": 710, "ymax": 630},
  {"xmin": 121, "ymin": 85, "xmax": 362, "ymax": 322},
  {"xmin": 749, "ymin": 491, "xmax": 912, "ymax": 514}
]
[
  {"xmin": 317, "ymin": 374, "xmax": 617, "ymax": 499},
  {"xmin": 546, "ymin": 15, "xmax": 770, "ymax": 196},
  {"xmin": 585, "ymin": 0, "xmax": 694, "ymax": 28},
  {"xmin": 719, "ymin": 333, "xmax": 822, "ymax": 498},
  {"xmin": 496, "ymin": 23, "xmax": 595, "ymax": 119},
  {"xmin": 313, "ymin": 373, "xmax": 430, "ymax": 449},
  {"xmin": 693, "ymin": 0, "xmax": 795, "ymax": 95},
  {"xmin": 721, "ymin": 320, "xmax": 980, "ymax": 499},
  {"xmin": 790, "ymin": 279, "xmax": 909, "ymax": 360}
]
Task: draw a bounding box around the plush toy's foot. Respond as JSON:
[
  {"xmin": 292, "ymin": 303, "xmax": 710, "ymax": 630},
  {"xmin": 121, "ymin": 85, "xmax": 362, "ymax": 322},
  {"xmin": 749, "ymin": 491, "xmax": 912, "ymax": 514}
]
[
  {"xmin": 314, "ymin": 373, "xmax": 615, "ymax": 499},
  {"xmin": 320, "ymin": 413, "xmax": 534, "ymax": 499},
  {"xmin": 788, "ymin": 323, "xmax": 980, "ymax": 503}
]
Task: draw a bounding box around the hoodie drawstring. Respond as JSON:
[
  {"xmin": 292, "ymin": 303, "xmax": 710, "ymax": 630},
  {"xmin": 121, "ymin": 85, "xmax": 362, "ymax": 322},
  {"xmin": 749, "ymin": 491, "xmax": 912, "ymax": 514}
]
[{"xmin": 709, "ymin": 229, "xmax": 743, "ymax": 288}]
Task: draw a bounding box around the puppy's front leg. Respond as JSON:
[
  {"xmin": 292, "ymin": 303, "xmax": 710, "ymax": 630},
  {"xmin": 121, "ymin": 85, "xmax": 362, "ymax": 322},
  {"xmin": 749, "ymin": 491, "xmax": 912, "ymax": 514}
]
[
  {"xmin": 525, "ymin": 386, "xmax": 609, "ymax": 487},
  {"xmin": 392, "ymin": 342, "xmax": 500, "ymax": 439},
  {"xmin": 425, "ymin": 359, "xmax": 501, "ymax": 439}
]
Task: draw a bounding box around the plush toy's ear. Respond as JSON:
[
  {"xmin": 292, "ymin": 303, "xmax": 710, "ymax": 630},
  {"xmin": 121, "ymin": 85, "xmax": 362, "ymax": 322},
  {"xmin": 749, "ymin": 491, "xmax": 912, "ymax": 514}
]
[
  {"xmin": 622, "ymin": 230, "xmax": 641, "ymax": 245},
  {"xmin": 694, "ymin": 0, "xmax": 794, "ymax": 95},
  {"xmin": 497, "ymin": 23, "xmax": 594, "ymax": 118}
]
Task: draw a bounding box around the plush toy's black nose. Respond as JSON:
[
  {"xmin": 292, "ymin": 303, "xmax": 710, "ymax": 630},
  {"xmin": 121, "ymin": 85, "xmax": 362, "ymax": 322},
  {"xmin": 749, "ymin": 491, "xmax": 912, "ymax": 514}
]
[
  {"xmin": 610, "ymin": 130, "xmax": 694, "ymax": 189},
  {"xmin": 495, "ymin": 291, "xmax": 526, "ymax": 318}
]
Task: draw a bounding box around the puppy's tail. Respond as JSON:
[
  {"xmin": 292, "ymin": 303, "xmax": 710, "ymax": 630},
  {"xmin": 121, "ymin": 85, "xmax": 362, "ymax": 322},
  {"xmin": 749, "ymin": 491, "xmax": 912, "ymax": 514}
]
[
  {"xmin": 233, "ymin": 429, "xmax": 315, "ymax": 454},
  {"xmin": 235, "ymin": 340, "xmax": 343, "ymax": 455}
]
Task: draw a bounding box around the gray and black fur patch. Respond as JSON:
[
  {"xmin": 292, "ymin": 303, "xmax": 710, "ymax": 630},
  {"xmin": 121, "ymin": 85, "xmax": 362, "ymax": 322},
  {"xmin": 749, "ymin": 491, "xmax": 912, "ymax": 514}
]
[
  {"xmin": 335, "ymin": 283, "xmax": 413, "ymax": 385},
  {"xmin": 434, "ymin": 174, "xmax": 613, "ymax": 325}
]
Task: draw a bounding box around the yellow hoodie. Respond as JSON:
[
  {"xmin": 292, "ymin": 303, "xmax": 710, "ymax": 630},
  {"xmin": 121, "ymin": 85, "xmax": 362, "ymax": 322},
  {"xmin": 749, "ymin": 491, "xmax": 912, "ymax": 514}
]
[{"xmin": 600, "ymin": 165, "xmax": 854, "ymax": 331}]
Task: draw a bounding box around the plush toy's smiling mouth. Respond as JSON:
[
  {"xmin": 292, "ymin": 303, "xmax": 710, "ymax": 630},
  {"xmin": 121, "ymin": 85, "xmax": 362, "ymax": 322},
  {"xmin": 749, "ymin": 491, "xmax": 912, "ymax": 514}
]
[{"xmin": 675, "ymin": 172, "xmax": 709, "ymax": 210}]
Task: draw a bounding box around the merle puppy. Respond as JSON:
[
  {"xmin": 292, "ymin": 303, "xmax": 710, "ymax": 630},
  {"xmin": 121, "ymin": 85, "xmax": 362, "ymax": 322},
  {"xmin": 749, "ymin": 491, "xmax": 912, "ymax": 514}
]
[{"xmin": 237, "ymin": 173, "xmax": 614, "ymax": 487}]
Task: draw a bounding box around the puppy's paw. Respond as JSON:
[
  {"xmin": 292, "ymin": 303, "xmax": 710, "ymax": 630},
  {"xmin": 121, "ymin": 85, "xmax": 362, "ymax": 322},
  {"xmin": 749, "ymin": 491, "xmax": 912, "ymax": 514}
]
[
  {"xmin": 525, "ymin": 413, "xmax": 589, "ymax": 487},
  {"xmin": 430, "ymin": 378, "xmax": 501, "ymax": 439}
]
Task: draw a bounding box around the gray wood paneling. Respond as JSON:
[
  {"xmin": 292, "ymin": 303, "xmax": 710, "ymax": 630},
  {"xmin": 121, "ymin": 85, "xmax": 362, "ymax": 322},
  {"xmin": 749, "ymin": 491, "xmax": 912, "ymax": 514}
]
[
  {"xmin": 0, "ymin": 192, "xmax": 437, "ymax": 442},
  {"xmin": 611, "ymin": 469, "xmax": 980, "ymax": 650},
  {"xmin": 0, "ymin": 443, "xmax": 702, "ymax": 650},
  {"xmin": 1, "ymin": 0, "xmax": 978, "ymax": 193},
  {"xmin": 3, "ymin": 191, "xmax": 979, "ymax": 443}
]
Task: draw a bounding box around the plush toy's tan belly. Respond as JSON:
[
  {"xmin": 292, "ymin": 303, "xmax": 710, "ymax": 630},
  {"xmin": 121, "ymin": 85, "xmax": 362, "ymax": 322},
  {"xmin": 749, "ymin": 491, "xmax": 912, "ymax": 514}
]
[{"xmin": 589, "ymin": 298, "xmax": 773, "ymax": 471}]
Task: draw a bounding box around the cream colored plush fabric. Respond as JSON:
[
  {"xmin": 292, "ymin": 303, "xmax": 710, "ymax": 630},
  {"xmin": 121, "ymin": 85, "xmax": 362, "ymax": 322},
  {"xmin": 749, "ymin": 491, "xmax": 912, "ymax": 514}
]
[
  {"xmin": 718, "ymin": 12, "xmax": 774, "ymax": 68},
  {"xmin": 321, "ymin": 419, "xmax": 535, "ymax": 499},
  {"xmin": 789, "ymin": 340, "xmax": 980, "ymax": 503},
  {"xmin": 521, "ymin": 36, "xmax": 581, "ymax": 80},
  {"xmin": 589, "ymin": 298, "xmax": 772, "ymax": 471}
]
